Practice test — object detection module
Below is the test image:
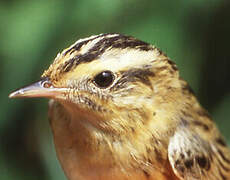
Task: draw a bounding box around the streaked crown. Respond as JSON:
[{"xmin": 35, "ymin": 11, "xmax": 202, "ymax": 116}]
[{"xmin": 42, "ymin": 33, "xmax": 172, "ymax": 89}]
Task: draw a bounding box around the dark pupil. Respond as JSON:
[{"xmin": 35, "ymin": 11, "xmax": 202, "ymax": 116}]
[{"xmin": 94, "ymin": 71, "xmax": 114, "ymax": 88}]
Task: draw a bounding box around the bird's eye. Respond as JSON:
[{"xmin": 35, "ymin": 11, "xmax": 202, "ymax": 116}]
[{"xmin": 93, "ymin": 71, "xmax": 114, "ymax": 88}]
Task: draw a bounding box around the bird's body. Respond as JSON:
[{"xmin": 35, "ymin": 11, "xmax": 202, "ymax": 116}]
[{"xmin": 10, "ymin": 33, "xmax": 230, "ymax": 180}]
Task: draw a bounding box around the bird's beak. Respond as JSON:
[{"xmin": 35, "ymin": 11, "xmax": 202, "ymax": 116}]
[{"xmin": 9, "ymin": 78, "xmax": 67, "ymax": 99}]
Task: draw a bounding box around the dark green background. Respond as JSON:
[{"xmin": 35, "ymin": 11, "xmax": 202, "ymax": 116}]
[{"xmin": 1, "ymin": 0, "xmax": 230, "ymax": 179}]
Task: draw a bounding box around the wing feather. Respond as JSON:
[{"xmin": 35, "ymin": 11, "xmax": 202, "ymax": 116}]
[{"xmin": 168, "ymin": 128, "xmax": 230, "ymax": 180}]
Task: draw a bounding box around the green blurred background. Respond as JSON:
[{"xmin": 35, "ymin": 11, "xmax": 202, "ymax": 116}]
[{"xmin": 1, "ymin": 0, "xmax": 230, "ymax": 179}]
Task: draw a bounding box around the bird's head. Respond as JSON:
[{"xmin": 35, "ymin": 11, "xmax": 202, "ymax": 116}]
[{"xmin": 9, "ymin": 33, "xmax": 182, "ymax": 134}]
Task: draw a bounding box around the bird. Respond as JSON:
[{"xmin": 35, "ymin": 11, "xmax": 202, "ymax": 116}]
[{"xmin": 9, "ymin": 33, "xmax": 230, "ymax": 180}]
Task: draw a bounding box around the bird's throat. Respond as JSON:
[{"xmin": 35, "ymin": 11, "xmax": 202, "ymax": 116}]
[
  {"xmin": 49, "ymin": 100, "xmax": 174, "ymax": 180},
  {"xmin": 49, "ymin": 100, "xmax": 131, "ymax": 179}
]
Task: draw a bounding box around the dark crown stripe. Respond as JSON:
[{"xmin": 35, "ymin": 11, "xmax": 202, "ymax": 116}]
[
  {"xmin": 61, "ymin": 34, "xmax": 154, "ymax": 73},
  {"xmin": 63, "ymin": 34, "xmax": 105, "ymax": 55}
]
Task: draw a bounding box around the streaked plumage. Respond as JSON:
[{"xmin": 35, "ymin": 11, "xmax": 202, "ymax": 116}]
[{"xmin": 10, "ymin": 33, "xmax": 230, "ymax": 180}]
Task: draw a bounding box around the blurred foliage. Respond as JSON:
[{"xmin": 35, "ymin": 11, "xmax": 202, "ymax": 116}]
[{"xmin": 0, "ymin": 0, "xmax": 230, "ymax": 179}]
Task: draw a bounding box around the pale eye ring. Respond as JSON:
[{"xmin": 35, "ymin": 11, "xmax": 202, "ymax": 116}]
[{"xmin": 93, "ymin": 71, "xmax": 114, "ymax": 88}]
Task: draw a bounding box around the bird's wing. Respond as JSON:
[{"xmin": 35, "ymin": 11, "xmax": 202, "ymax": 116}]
[{"xmin": 168, "ymin": 128, "xmax": 230, "ymax": 180}]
